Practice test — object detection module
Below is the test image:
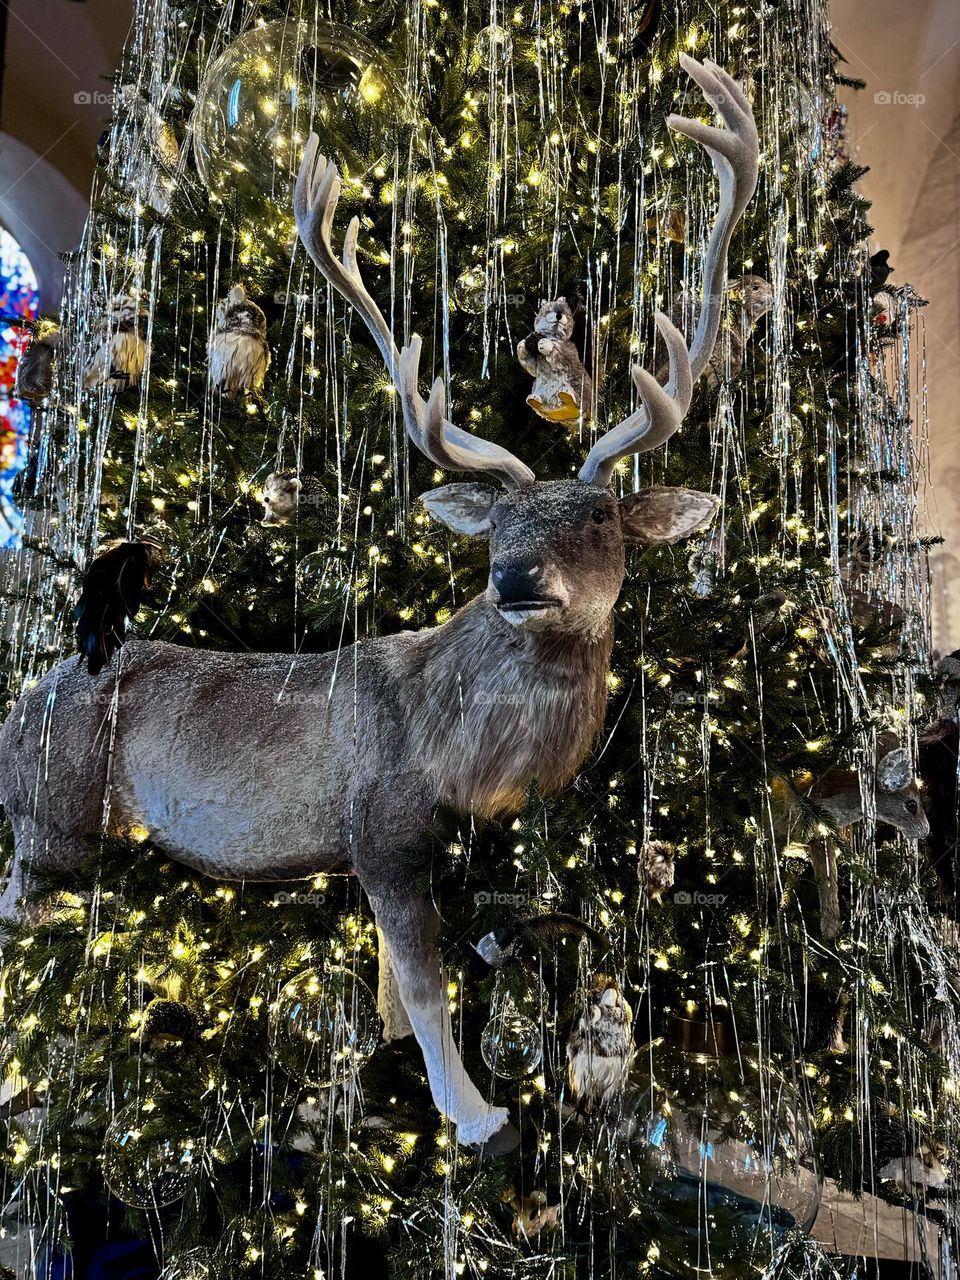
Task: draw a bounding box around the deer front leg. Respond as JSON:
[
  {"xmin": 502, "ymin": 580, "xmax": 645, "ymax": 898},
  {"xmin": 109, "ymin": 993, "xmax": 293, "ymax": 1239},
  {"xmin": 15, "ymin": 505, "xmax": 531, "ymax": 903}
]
[
  {"xmin": 808, "ymin": 837, "xmax": 841, "ymax": 940},
  {"xmin": 376, "ymin": 925, "xmax": 413, "ymax": 1042},
  {"xmin": 362, "ymin": 875, "xmax": 516, "ymax": 1150}
]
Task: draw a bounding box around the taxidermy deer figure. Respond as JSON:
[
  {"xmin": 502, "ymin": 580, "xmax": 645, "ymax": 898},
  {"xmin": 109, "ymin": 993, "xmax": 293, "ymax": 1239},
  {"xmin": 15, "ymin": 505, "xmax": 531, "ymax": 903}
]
[
  {"xmin": 0, "ymin": 57, "xmax": 757, "ymax": 1152},
  {"xmin": 775, "ymin": 740, "xmax": 928, "ymax": 940}
]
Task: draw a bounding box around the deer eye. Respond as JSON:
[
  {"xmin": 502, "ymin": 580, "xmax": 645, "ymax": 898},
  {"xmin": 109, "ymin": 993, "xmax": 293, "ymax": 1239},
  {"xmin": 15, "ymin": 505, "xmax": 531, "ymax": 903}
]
[
  {"xmin": 905, "ymin": 798, "xmax": 919, "ymax": 815},
  {"xmin": 592, "ymin": 508, "xmax": 606, "ymax": 524}
]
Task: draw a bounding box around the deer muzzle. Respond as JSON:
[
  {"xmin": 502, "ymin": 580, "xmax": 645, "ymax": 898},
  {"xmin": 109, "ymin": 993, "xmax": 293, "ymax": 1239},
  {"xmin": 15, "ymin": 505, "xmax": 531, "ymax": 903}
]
[{"xmin": 490, "ymin": 561, "xmax": 565, "ymax": 620}]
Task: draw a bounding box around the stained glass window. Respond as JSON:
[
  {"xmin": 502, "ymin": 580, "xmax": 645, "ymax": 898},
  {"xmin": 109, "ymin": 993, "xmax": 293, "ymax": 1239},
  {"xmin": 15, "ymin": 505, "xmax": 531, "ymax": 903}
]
[{"xmin": 0, "ymin": 227, "xmax": 41, "ymax": 548}]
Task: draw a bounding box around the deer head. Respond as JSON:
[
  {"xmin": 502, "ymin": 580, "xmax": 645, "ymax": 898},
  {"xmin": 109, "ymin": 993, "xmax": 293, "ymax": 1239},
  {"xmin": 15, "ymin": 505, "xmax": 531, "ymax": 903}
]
[
  {"xmin": 810, "ymin": 741, "xmax": 929, "ymax": 840},
  {"xmin": 293, "ymin": 57, "xmax": 758, "ymax": 637}
]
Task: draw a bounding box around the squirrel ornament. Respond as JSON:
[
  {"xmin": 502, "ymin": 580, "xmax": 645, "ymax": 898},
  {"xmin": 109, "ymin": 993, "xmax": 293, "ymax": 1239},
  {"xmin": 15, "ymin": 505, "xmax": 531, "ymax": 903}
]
[{"xmin": 517, "ymin": 297, "xmax": 593, "ymax": 426}]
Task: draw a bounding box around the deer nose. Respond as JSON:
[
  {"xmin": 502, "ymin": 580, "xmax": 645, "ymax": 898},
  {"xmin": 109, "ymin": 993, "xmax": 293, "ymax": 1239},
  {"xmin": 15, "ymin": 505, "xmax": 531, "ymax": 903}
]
[{"xmin": 492, "ymin": 562, "xmax": 543, "ymax": 603}]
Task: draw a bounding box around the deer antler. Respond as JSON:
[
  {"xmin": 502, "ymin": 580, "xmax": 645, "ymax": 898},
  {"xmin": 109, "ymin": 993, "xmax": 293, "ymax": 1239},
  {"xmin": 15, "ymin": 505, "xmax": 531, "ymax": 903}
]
[
  {"xmin": 579, "ymin": 57, "xmax": 759, "ymax": 487},
  {"xmin": 294, "ymin": 136, "xmax": 535, "ymax": 490}
]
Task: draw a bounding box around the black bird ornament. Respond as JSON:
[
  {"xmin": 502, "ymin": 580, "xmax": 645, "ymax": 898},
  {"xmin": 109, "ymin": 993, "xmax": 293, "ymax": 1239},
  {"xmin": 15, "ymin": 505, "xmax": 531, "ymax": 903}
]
[{"xmin": 74, "ymin": 540, "xmax": 162, "ymax": 676}]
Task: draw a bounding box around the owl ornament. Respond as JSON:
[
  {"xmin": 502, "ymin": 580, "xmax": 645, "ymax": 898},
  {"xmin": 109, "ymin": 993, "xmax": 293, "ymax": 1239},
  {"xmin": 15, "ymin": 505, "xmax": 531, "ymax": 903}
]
[
  {"xmin": 639, "ymin": 840, "xmax": 676, "ymax": 903},
  {"xmin": 566, "ymin": 975, "xmax": 635, "ymax": 1115},
  {"xmin": 517, "ymin": 298, "xmax": 593, "ymax": 425},
  {"xmin": 15, "ymin": 320, "xmax": 61, "ymax": 405},
  {"xmin": 209, "ymin": 285, "xmax": 270, "ymax": 395},
  {"xmin": 660, "ymin": 274, "xmax": 773, "ymax": 388},
  {"xmin": 83, "ymin": 295, "xmax": 147, "ymax": 391}
]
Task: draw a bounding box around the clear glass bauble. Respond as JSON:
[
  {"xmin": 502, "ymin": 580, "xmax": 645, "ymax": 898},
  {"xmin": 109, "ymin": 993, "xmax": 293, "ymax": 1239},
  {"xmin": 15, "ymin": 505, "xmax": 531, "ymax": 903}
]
[
  {"xmin": 474, "ymin": 24, "xmax": 513, "ymax": 69},
  {"xmin": 102, "ymin": 1101, "xmax": 199, "ymax": 1209},
  {"xmin": 480, "ymin": 971, "xmax": 544, "ymax": 1080},
  {"xmin": 622, "ymin": 1043, "xmax": 822, "ymax": 1269},
  {"xmin": 452, "ymin": 266, "xmax": 490, "ymax": 315},
  {"xmin": 271, "ymin": 965, "xmax": 380, "ymax": 1087},
  {"xmin": 295, "ymin": 548, "xmax": 346, "ymax": 603},
  {"xmin": 192, "ymin": 20, "xmax": 403, "ymax": 204}
]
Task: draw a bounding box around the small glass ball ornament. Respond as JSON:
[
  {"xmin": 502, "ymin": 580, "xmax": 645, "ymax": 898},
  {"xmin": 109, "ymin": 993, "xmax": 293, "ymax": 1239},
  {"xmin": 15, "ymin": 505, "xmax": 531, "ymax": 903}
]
[
  {"xmin": 192, "ymin": 19, "xmax": 403, "ymax": 203},
  {"xmin": 623, "ymin": 1008, "xmax": 822, "ymax": 1267},
  {"xmin": 474, "ymin": 24, "xmax": 513, "ymax": 69},
  {"xmin": 453, "ymin": 266, "xmax": 490, "ymax": 315},
  {"xmin": 271, "ymin": 965, "xmax": 380, "ymax": 1087},
  {"xmin": 295, "ymin": 548, "xmax": 350, "ymax": 603},
  {"xmin": 102, "ymin": 1101, "xmax": 199, "ymax": 1208}
]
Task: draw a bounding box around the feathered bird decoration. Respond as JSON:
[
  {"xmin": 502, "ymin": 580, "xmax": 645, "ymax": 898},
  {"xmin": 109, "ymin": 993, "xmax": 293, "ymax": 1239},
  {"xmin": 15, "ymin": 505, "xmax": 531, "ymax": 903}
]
[
  {"xmin": 110, "ymin": 84, "xmax": 180, "ymax": 215},
  {"xmin": 209, "ymin": 285, "xmax": 271, "ymax": 394},
  {"xmin": 639, "ymin": 840, "xmax": 675, "ymax": 902},
  {"xmin": 566, "ymin": 974, "xmax": 635, "ymax": 1114},
  {"xmin": 15, "ymin": 320, "xmax": 60, "ymax": 405},
  {"xmin": 83, "ymin": 294, "xmax": 146, "ymax": 391},
  {"xmin": 74, "ymin": 540, "xmax": 162, "ymax": 676},
  {"xmin": 517, "ymin": 298, "xmax": 594, "ymax": 425}
]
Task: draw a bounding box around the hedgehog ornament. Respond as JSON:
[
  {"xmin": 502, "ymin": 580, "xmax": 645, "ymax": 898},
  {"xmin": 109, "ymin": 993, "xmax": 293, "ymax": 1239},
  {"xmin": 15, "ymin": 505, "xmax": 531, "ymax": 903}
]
[
  {"xmin": 260, "ymin": 471, "xmax": 326, "ymax": 526},
  {"xmin": 517, "ymin": 297, "xmax": 593, "ymax": 425},
  {"xmin": 209, "ymin": 285, "xmax": 271, "ymax": 394}
]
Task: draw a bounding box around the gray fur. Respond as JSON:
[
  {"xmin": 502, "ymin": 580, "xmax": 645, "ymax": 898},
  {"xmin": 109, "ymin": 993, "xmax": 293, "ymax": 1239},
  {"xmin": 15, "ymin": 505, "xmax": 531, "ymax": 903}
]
[{"xmin": 0, "ymin": 477, "xmax": 714, "ymax": 1148}]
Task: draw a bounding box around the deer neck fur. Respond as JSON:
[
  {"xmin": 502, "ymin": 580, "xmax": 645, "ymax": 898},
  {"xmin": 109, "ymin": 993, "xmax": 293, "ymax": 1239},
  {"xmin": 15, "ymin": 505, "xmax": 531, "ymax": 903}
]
[{"xmin": 393, "ymin": 594, "xmax": 613, "ymax": 818}]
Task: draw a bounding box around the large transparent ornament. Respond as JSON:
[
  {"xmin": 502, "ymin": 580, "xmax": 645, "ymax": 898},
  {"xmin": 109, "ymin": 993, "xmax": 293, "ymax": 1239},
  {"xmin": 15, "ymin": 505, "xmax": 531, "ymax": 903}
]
[
  {"xmin": 480, "ymin": 970, "xmax": 544, "ymax": 1080},
  {"xmin": 622, "ymin": 1023, "xmax": 822, "ymax": 1271},
  {"xmin": 271, "ymin": 965, "xmax": 380, "ymax": 1087},
  {"xmin": 102, "ymin": 1101, "xmax": 199, "ymax": 1208},
  {"xmin": 192, "ymin": 20, "xmax": 403, "ymax": 203}
]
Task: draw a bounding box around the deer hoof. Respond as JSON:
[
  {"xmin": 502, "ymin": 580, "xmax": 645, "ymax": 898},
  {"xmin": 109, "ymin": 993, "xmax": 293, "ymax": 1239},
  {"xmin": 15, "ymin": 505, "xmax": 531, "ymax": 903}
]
[
  {"xmin": 457, "ymin": 1106, "xmax": 514, "ymax": 1151},
  {"xmin": 477, "ymin": 1119, "xmax": 521, "ymax": 1158}
]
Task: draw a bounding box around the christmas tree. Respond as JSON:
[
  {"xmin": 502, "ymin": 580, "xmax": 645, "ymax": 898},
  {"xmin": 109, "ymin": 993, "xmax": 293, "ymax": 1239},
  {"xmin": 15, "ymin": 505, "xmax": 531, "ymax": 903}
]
[{"xmin": 0, "ymin": 1, "xmax": 952, "ymax": 1277}]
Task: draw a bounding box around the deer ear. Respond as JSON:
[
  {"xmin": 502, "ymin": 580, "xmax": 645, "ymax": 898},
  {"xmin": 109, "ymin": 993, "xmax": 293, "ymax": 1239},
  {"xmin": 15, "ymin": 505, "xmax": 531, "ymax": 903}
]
[
  {"xmin": 877, "ymin": 747, "xmax": 912, "ymax": 792},
  {"xmin": 421, "ymin": 483, "xmax": 497, "ymax": 536},
  {"xmin": 620, "ymin": 487, "xmax": 720, "ymax": 546}
]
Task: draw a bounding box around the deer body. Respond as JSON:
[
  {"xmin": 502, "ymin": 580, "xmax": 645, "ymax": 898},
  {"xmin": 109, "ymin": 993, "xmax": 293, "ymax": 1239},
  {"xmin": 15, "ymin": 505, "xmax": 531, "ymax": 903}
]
[
  {"xmin": 0, "ymin": 56, "xmax": 760, "ymax": 1149},
  {"xmin": 1, "ymin": 588, "xmax": 611, "ymax": 886}
]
